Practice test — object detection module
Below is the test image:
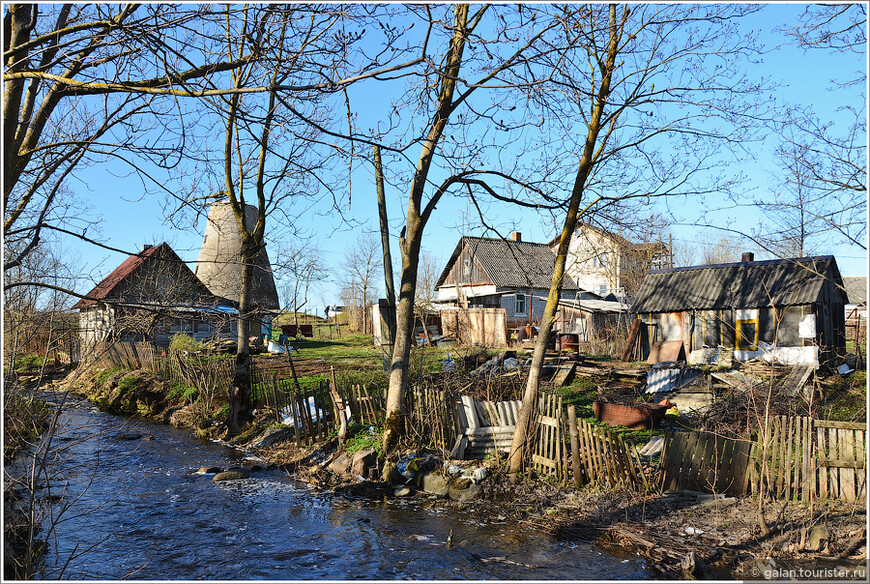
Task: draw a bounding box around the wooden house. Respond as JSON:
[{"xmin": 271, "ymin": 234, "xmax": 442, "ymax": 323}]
[
  {"xmin": 631, "ymin": 255, "xmax": 848, "ymax": 368},
  {"xmin": 72, "ymin": 243, "xmax": 238, "ymax": 348},
  {"xmin": 435, "ymin": 234, "xmax": 593, "ymax": 333}
]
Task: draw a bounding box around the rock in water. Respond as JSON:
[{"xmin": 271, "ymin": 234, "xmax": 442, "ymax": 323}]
[{"xmin": 212, "ymin": 467, "xmax": 251, "ymax": 482}]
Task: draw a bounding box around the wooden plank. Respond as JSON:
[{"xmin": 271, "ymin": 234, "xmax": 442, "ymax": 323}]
[
  {"xmin": 828, "ymin": 427, "xmax": 840, "ymax": 499},
  {"xmin": 841, "ymin": 428, "xmax": 857, "ymax": 503},
  {"xmin": 815, "ymin": 419, "xmax": 867, "ymax": 430},
  {"xmin": 856, "ymin": 428, "xmax": 866, "ymax": 502},
  {"xmin": 568, "ymin": 408, "xmax": 582, "ymax": 487},
  {"xmin": 716, "ymin": 436, "xmax": 737, "ymax": 494},
  {"xmin": 679, "ymin": 432, "xmax": 700, "ymax": 492},
  {"xmin": 786, "ymin": 416, "xmax": 797, "ymax": 499},
  {"xmin": 817, "ymin": 425, "xmax": 828, "ymax": 499},
  {"xmin": 801, "ymin": 417, "xmax": 816, "ymax": 502},
  {"xmin": 692, "ymin": 432, "xmax": 715, "ymax": 492},
  {"xmin": 729, "ymin": 438, "xmax": 752, "ymax": 496}
]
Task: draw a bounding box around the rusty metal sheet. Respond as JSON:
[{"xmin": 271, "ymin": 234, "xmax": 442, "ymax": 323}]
[{"xmin": 646, "ymin": 340, "xmax": 685, "ymax": 364}]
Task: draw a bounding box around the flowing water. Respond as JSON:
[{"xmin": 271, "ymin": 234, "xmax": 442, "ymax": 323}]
[{"xmin": 35, "ymin": 394, "xmax": 650, "ymax": 580}]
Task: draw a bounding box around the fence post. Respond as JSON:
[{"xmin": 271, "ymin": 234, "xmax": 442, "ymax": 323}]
[{"xmin": 567, "ymin": 405, "xmax": 583, "ymax": 488}]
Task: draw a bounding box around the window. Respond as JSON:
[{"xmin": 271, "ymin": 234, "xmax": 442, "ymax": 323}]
[
  {"xmin": 593, "ymin": 253, "xmax": 608, "ymax": 268},
  {"xmin": 171, "ymin": 318, "xmax": 196, "ymax": 333},
  {"xmin": 596, "ymin": 284, "xmax": 608, "ymax": 297},
  {"xmin": 515, "ymin": 293, "xmax": 526, "ymax": 315},
  {"xmin": 735, "ymin": 308, "xmax": 759, "ymax": 351}
]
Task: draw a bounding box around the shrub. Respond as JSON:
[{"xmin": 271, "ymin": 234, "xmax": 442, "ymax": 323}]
[{"xmin": 169, "ymin": 333, "xmax": 205, "ymax": 354}]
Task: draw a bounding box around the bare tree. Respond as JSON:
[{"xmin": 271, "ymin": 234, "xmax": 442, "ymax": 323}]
[
  {"xmin": 702, "ymin": 237, "xmax": 746, "ymax": 265},
  {"xmin": 274, "ymin": 241, "xmax": 329, "ymax": 330},
  {"xmin": 766, "ymin": 4, "xmax": 867, "ymax": 252},
  {"xmin": 339, "ymin": 233, "xmax": 382, "ymax": 334},
  {"xmin": 506, "ymin": 4, "xmax": 773, "ymax": 476}
]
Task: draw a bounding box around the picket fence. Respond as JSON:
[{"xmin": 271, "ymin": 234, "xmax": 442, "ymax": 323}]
[{"xmin": 752, "ymin": 416, "xmax": 866, "ymax": 503}]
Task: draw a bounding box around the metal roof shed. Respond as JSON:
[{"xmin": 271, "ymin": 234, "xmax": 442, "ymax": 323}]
[{"xmin": 631, "ymin": 256, "xmax": 847, "ymax": 368}]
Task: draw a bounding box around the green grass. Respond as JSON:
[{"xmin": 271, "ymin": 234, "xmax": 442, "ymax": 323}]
[
  {"xmin": 819, "ymin": 370, "xmax": 866, "ymax": 421},
  {"xmin": 342, "ymin": 423, "xmax": 384, "ymax": 457},
  {"xmin": 117, "ymin": 374, "xmax": 138, "ymax": 396},
  {"xmin": 14, "ymin": 354, "xmax": 43, "ymax": 373},
  {"xmin": 94, "ymin": 368, "xmax": 122, "ymax": 387}
]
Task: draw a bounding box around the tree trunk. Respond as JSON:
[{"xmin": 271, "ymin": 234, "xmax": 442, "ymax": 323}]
[
  {"xmin": 507, "ymin": 4, "xmax": 622, "ymax": 479},
  {"xmin": 383, "ymin": 220, "xmax": 424, "ymax": 452},
  {"xmin": 374, "ymin": 144, "xmax": 397, "ymax": 358},
  {"xmin": 227, "ymin": 250, "xmax": 254, "ymax": 435},
  {"xmin": 381, "ymin": 5, "xmax": 471, "ymax": 453}
]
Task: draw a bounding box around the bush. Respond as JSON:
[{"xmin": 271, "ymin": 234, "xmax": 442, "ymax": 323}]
[{"xmin": 169, "ymin": 333, "xmax": 205, "ymax": 354}]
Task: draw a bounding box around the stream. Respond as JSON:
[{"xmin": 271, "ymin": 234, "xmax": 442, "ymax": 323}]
[{"xmin": 35, "ymin": 393, "xmax": 651, "ymax": 580}]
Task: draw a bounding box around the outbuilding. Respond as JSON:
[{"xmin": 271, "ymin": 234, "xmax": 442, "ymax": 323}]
[{"xmin": 631, "ymin": 254, "xmax": 847, "ymax": 368}]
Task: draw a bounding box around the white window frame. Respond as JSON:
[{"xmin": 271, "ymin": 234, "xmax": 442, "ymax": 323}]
[{"xmin": 515, "ymin": 293, "xmax": 526, "ymax": 315}]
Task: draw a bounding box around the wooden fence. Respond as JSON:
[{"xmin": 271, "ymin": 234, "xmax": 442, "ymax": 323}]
[
  {"xmin": 451, "ymin": 395, "xmax": 522, "ymax": 459},
  {"xmin": 346, "ymin": 384, "xmax": 384, "ymax": 426},
  {"xmin": 752, "ymin": 416, "xmax": 866, "ymax": 504},
  {"xmin": 574, "ymin": 417, "xmax": 647, "ymax": 491},
  {"xmin": 405, "ymin": 385, "xmax": 454, "ymax": 453},
  {"xmin": 268, "ymin": 378, "xmax": 332, "ymax": 446},
  {"xmin": 658, "ymin": 431, "xmax": 753, "ymax": 496},
  {"xmin": 532, "ymin": 393, "xmax": 568, "ymax": 482}
]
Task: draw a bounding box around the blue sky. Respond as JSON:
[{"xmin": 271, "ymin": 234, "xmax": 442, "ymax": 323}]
[{"xmin": 62, "ymin": 4, "xmax": 866, "ymax": 310}]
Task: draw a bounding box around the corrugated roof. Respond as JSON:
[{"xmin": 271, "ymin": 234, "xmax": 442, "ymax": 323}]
[
  {"xmin": 632, "ymin": 255, "xmax": 844, "ymax": 313},
  {"xmin": 437, "ymin": 236, "xmax": 580, "ymax": 291}
]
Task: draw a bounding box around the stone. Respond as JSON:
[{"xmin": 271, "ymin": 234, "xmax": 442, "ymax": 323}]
[
  {"xmin": 394, "ymin": 486, "xmax": 412, "ymax": 497},
  {"xmin": 212, "ymin": 467, "xmax": 251, "ymax": 482},
  {"xmin": 806, "ymin": 525, "xmax": 829, "ymax": 552},
  {"xmin": 251, "ymin": 427, "xmax": 293, "ymax": 449},
  {"xmin": 421, "ymin": 472, "xmax": 450, "ymax": 497},
  {"xmin": 448, "ymin": 478, "xmax": 481, "ymax": 503},
  {"xmin": 351, "ymin": 449, "xmax": 377, "ymax": 479},
  {"xmin": 197, "ymin": 466, "xmax": 222, "ymax": 474},
  {"xmin": 382, "ymin": 461, "xmax": 400, "ymax": 483},
  {"xmin": 327, "ymin": 453, "xmax": 353, "ymax": 476}
]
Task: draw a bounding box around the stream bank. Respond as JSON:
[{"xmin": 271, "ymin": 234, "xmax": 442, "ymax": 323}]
[
  {"xmin": 58, "ymin": 366, "xmax": 867, "ymax": 580},
  {"xmin": 32, "ymin": 391, "xmax": 650, "ymax": 580}
]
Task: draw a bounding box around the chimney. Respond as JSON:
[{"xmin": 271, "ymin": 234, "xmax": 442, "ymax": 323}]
[
  {"xmin": 741, "ymin": 252, "xmax": 754, "ymax": 263},
  {"xmin": 141, "ymin": 244, "xmax": 153, "ymax": 253},
  {"xmin": 511, "ymin": 232, "xmax": 522, "ymax": 242}
]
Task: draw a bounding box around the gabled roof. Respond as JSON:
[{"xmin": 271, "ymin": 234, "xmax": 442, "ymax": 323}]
[
  {"xmin": 436, "ymin": 236, "xmax": 581, "ymax": 291},
  {"xmin": 843, "ymin": 276, "xmax": 866, "ymax": 306},
  {"xmin": 632, "ymin": 255, "xmax": 845, "ymax": 313},
  {"xmin": 549, "ymin": 221, "xmax": 667, "ymax": 254},
  {"xmin": 72, "ymin": 243, "xmax": 220, "ymax": 310}
]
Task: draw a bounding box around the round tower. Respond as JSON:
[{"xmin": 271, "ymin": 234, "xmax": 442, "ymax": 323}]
[{"xmin": 194, "ymin": 202, "xmax": 279, "ymax": 310}]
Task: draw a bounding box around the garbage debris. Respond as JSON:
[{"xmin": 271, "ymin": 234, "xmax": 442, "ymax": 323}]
[
  {"xmin": 397, "ymin": 454, "xmax": 419, "ymax": 480},
  {"xmin": 442, "ymin": 354, "xmax": 456, "ymax": 372}
]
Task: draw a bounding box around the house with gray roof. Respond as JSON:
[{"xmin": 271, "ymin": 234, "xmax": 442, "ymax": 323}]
[
  {"xmin": 631, "ymin": 254, "xmax": 847, "ymax": 368},
  {"xmin": 435, "ymin": 233, "xmax": 598, "ymax": 330}
]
